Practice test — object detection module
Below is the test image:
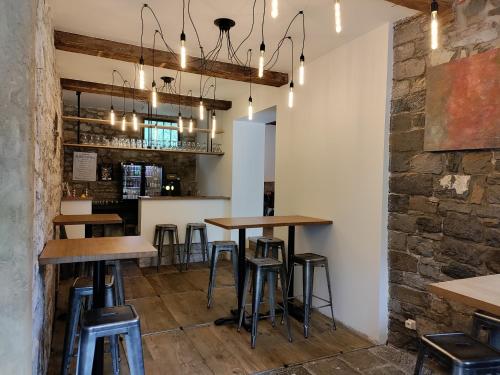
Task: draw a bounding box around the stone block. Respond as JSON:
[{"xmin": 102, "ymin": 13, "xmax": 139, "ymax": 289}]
[
  {"xmin": 437, "ymin": 236, "xmax": 486, "ymax": 267},
  {"xmin": 390, "ymin": 113, "xmax": 413, "ymax": 132},
  {"xmin": 470, "ymin": 177, "xmax": 486, "ymax": 204},
  {"xmin": 462, "ymin": 152, "xmax": 493, "ymax": 174},
  {"xmin": 474, "ymin": 204, "xmax": 500, "ymax": 219},
  {"xmin": 409, "ymin": 196, "xmax": 438, "ymax": 213},
  {"xmin": 446, "ymin": 153, "xmax": 463, "ymax": 173},
  {"xmin": 485, "ymin": 227, "xmax": 500, "ymax": 247},
  {"xmin": 389, "ymin": 230, "xmax": 407, "ymax": 251},
  {"xmin": 390, "ymin": 174, "xmax": 434, "ymax": 196},
  {"xmin": 438, "ymin": 199, "xmax": 472, "ymax": 215},
  {"xmin": 443, "ymin": 212, "xmax": 483, "ymax": 242},
  {"xmin": 407, "ymin": 236, "xmax": 436, "ymax": 257},
  {"xmin": 487, "ymin": 185, "xmax": 500, "ymax": 204},
  {"xmin": 418, "ymin": 257, "xmax": 443, "ymax": 280},
  {"xmin": 390, "ymin": 284, "xmax": 428, "ymax": 307},
  {"xmin": 390, "ymin": 130, "xmax": 424, "ymax": 152},
  {"xmin": 389, "ymin": 251, "xmax": 418, "ymax": 272},
  {"xmin": 392, "ymin": 80, "xmax": 410, "ymax": 99},
  {"xmin": 416, "ymin": 215, "xmax": 442, "ymax": 233},
  {"xmin": 441, "ymin": 262, "xmax": 478, "ymax": 279},
  {"xmin": 389, "ymin": 213, "xmax": 417, "ymax": 233},
  {"xmin": 394, "ymin": 58, "xmax": 426, "ymax": 80},
  {"xmin": 390, "ymin": 152, "xmax": 415, "ymax": 173},
  {"xmin": 394, "ymin": 42, "xmax": 415, "ymax": 62},
  {"xmin": 394, "ymin": 19, "xmax": 423, "ymax": 46},
  {"xmin": 389, "ymin": 194, "xmax": 410, "ymax": 213},
  {"xmin": 391, "ymin": 91, "xmax": 426, "ymax": 114},
  {"xmin": 410, "ymin": 153, "xmax": 444, "ymax": 174}
]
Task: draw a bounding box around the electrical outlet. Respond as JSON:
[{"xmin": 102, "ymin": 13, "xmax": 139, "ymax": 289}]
[{"xmin": 405, "ymin": 319, "xmax": 417, "ymax": 330}]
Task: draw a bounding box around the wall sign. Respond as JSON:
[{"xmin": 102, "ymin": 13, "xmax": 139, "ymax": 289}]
[{"xmin": 72, "ymin": 151, "xmax": 97, "ymax": 181}]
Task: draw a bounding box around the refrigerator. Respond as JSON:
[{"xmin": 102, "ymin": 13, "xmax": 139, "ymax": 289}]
[{"xmin": 121, "ymin": 162, "xmax": 163, "ymax": 199}]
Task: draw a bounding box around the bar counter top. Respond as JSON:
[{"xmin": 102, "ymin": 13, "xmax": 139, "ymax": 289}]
[{"xmin": 139, "ymin": 196, "xmax": 231, "ymax": 200}]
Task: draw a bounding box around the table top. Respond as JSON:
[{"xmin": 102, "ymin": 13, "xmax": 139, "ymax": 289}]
[
  {"xmin": 39, "ymin": 236, "xmax": 157, "ymax": 265},
  {"xmin": 205, "ymin": 215, "xmax": 333, "ymax": 230},
  {"xmin": 53, "ymin": 214, "xmax": 123, "ymax": 225},
  {"xmin": 429, "ymin": 274, "xmax": 500, "ymax": 316}
]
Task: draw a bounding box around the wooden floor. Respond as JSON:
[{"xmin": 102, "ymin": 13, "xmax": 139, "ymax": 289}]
[{"xmin": 48, "ymin": 260, "xmax": 374, "ymax": 374}]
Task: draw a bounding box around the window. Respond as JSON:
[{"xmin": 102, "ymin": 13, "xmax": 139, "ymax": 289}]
[{"xmin": 143, "ymin": 118, "xmax": 179, "ymax": 146}]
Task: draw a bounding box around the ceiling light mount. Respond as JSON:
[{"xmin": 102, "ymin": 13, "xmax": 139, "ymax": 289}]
[{"xmin": 214, "ymin": 18, "xmax": 236, "ymax": 32}]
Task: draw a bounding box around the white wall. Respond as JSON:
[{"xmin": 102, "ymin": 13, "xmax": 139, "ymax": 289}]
[
  {"xmin": 197, "ymin": 23, "xmax": 392, "ymax": 343},
  {"xmin": 264, "ymin": 125, "xmax": 276, "ymax": 182}
]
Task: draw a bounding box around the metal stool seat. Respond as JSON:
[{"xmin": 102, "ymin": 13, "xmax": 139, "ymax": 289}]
[
  {"xmin": 473, "ymin": 311, "xmax": 500, "ymax": 350},
  {"xmin": 255, "ymin": 237, "xmax": 287, "ymax": 269},
  {"xmin": 238, "ymin": 257, "xmax": 292, "ymax": 349},
  {"xmin": 184, "ymin": 223, "xmax": 209, "ymax": 270},
  {"xmin": 414, "ymin": 332, "xmax": 500, "ymax": 374},
  {"xmin": 77, "ymin": 305, "xmax": 145, "ymax": 375},
  {"xmin": 61, "ymin": 276, "xmax": 116, "ymax": 375},
  {"xmin": 207, "ymin": 241, "xmax": 239, "ymax": 308},
  {"xmin": 287, "ymin": 252, "xmax": 336, "ymax": 338},
  {"xmin": 154, "ymin": 224, "xmax": 181, "ymax": 272}
]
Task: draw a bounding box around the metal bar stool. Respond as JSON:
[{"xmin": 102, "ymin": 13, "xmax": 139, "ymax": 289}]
[
  {"xmin": 238, "ymin": 257, "xmax": 292, "ymax": 349},
  {"xmin": 107, "ymin": 260, "xmax": 125, "ymax": 305},
  {"xmin": 414, "ymin": 332, "xmax": 500, "ymax": 375},
  {"xmin": 255, "ymin": 237, "xmax": 287, "ymax": 270},
  {"xmin": 286, "ymin": 253, "xmax": 336, "ymax": 338},
  {"xmin": 61, "ymin": 276, "xmax": 117, "ymax": 375},
  {"xmin": 77, "ymin": 305, "xmax": 145, "ymax": 375},
  {"xmin": 153, "ymin": 224, "xmax": 181, "ymax": 271},
  {"xmin": 473, "ymin": 311, "xmax": 500, "ymax": 350},
  {"xmin": 207, "ymin": 241, "xmax": 239, "ymax": 308},
  {"xmin": 184, "ymin": 223, "xmax": 209, "ymax": 270}
]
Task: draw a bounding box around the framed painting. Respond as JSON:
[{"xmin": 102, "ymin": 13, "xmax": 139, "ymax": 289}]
[{"xmin": 424, "ymin": 48, "xmax": 500, "ymax": 151}]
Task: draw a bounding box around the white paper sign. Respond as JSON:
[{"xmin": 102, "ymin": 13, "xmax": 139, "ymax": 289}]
[{"xmin": 72, "ymin": 152, "xmax": 97, "ymax": 181}]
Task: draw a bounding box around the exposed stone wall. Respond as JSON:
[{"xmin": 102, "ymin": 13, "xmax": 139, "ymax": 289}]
[
  {"xmin": 63, "ymin": 105, "xmax": 198, "ymax": 199},
  {"xmin": 32, "ymin": 0, "xmax": 63, "ymax": 372},
  {"xmin": 388, "ymin": 0, "xmax": 500, "ymax": 350}
]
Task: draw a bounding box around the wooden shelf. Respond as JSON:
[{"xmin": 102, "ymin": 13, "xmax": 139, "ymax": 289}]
[{"xmin": 63, "ymin": 143, "xmax": 224, "ymax": 156}]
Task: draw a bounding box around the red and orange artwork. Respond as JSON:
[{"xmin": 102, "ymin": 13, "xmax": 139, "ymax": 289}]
[{"xmin": 424, "ymin": 48, "xmax": 500, "ymax": 151}]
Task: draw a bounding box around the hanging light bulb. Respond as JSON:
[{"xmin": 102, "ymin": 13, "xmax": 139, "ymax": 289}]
[
  {"xmin": 199, "ymin": 99, "xmax": 204, "ymax": 120},
  {"xmin": 110, "ymin": 106, "xmax": 115, "ymax": 125},
  {"xmin": 180, "ymin": 32, "xmax": 187, "ymax": 69},
  {"xmin": 248, "ymin": 97, "xmax": 253, "ymax": 120},
  {"xmin": 139, "ymin": 57, "xmax": 145, "ymax": 90},
  {"xmin": 211, "ymin": 111, "xmax": 216, "ymax": 139},
  {"xmin": 189, "ymin": 117, "xmax": 194, "ymax": 133},
  {"xmin": 431, "ymin": 0, "xmax": 439, "ymax": 50},
  {"xmin": 258, "ymin": 43, "xmax": 265, "ymax": 78},
  {"xmin": 121, "ymin": 114, "xmax": 126, "ymax": 131},
  {"xmin": 178, "ymin": 112, "xmax": 184, "ymax": 133},
  {"xmin": 334, "ymin": 0, "xmax": 342, "ymax": 34},
  {"xmin": 151, "ymin": 81, "xmax": 158, "ymax": 108},
  {"xmin": 132, "ymin": 110, "xmax": 138, "ymax": 131},
  {"xmin": 299, "ymin": 54, "xmax": 305, "ymax": 85},
  {"xmin": 271, "ymin": 0, "xmax": 278, "ymax": 18},
  {"xmin": 288, "ymin": 81, "xmax": 294, "ymax": 108}
]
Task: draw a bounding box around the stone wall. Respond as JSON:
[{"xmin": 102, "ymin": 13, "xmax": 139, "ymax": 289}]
[
  {"xmin": 63, "ymin": 105, "xmax": 198, "ymax": 199},
  {"xmin": 388, "ymin": 0, "xmax": 500, "ymax": 350},
  {"xmin": 32, "ymin": 0, "xmax": 63, "ymax": 372}
]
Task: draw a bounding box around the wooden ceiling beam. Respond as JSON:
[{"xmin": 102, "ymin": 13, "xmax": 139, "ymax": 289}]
[
  {"xmin": 61, "ymin": 78, "xmax": 232, "ymax": 110},
  {"xmin": 55, "ymin": 30, "xmax": 289, "ymax": 88}
]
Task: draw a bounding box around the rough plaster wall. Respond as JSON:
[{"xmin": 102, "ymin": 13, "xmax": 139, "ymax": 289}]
[
  {"xmin": 0, "ymin": 0, "xmax": 36, "ymax": 373},
  {"xmin": 388, "ymin": 0, "xmax": 500, "ymax": 350},
  {"xmin": 32, "ymin": 0, "xmax": 63, "ymax": 372}
]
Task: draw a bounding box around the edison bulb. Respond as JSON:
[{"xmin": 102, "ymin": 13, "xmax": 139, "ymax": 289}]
[
  {"xmin": 180, "ymin": 33, "xmax": 187, "ymax": 69},
  {"xmin": 335, "ymin": 0, "xmax": 342, "ymax": 34},
  {"xmin": 271, "ymin": 0, "xmax": 278, "ymax": 18},
  {"xmin": 132, "ymin": 111, "xmax": 138, "ymax": 131},
  {"xmin": 288, "ymin": 82, "xmax": 294, "ymax": 108},
  {"xmin": 299, "ymin": 55, "xmax": 305, "ymax": 85},
  {"xmin": 178, "ymin": 114, "xmax": 184, "ymax": 133},
  {"xmin": 199, "ymin": 100, "xmax": 204, "ymax": 120},
  {"xmin": 248, "ymin": 97, "xmax": 253, "ymax": 120},
  {"xmin": 189, "ymin": 118, "xmax": 193, "ymax": 133},
  {"xmin": 258, "ymin": 44, "xmax": 265, "ymax": 78},
  {"xmin": 139, "ymin": 60, "xmax": 145, "ymax": 90},
  {"xmin": 431, "ymin": 10, "xmax": 438, "ymax": 50},
  {"xmin": 211, "ymin": 112, "xmax": 216, "ymax": 139},
  {"xmin": 152, "ymin": 89, "xmax": 157, "ymax": 108},
  {"xmin": 110, "ymin": 107, "xmax": 115, "ymax": 125},
  {"xmin": 121, "ymin": 115, "xmax": 126, "ymax": 131}
]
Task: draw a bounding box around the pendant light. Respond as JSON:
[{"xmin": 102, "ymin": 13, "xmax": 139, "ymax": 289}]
[
  {"xmin": 299, "ymin": 54, "xmax": 305, "ymax": 85},
  {"xmin": 211, "ymin": 110, "xmax": 217, "ymax": 139},
  {"xmin": 288, "ymin": 82, "xmax": 294, "ymax": 108},
  {"xmin": 121, "ymin": 80, "xmax": 128, "ymax": 131},
  {"xmin": 132, "ymin": 110, "xmax": 138, "ymax": 131},
  {"xmin": 121, "ymin": 115, "xmax": 127, "ymax": 131},
  {"xmin": 110, "ymin": 106, "xmax": 115, "ymax": 125},
  {"xmin": 199, "ymin": 99, "xmax": 204, "ymax": 120},
  {"xmin": 139, "ymin": 58, "xmax": 145, "ymax": 89},
  {"xmin": 178, "ymin": 112, "xmax": 184, "ymax": 133},
  {"xmin": 180, "ymin": 0, "xmax": 187, "ymax": 69},
  {"xmin": 334, "ymin": 0, "xmax": 342, "ymax": 34},
  {"xmin": 247, "ymin": 49, "xmax": 253, "ymax": 120},
  {"xmin": 188, "ymin": 90, "xmax": 194, "ymax": 133},
  {"xmin": 271, "ymin": 0, "xmax": 278, "ymax": 18},
  {"xmin": 258, "ymin": 43, "xmax": 265, "ymax": 78},
  {"xmin": 178, "ymin": 71, "xmax": 183, "ymax": 133},
  {"xmin": 248, "ymin": 97, "xmax": 253, "ymax": 120},
  {"xmin": 431, "ymin": 0, "xmax": 439, "ymax": 50},
  {"xmin": 152, "ymin": 86, "xmax": 157, "ymax": 108},
  {"xmin": 110, "ymin": 70, "xmax": 116, "ymax": 125},
  {"xmin": 151, "ymin": 31, "xmax": 158, "ymax": 108},
  {"xmin": 299, "ymin": 12, "xmax": 306, "ymax": 86}
]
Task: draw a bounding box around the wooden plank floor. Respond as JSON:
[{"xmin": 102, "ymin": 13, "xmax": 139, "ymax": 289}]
[{"xmin": 48, "ymin": 260, "xmax": 374, "ymax": 374}]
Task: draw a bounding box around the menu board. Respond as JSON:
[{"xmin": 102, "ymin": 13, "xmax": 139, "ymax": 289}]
[{"xmin": 72, "ymin": 151, "xmax": 97, "ymax": 181}]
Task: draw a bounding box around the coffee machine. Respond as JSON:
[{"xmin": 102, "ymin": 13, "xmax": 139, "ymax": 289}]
[{"xmin": 162, "ymin": 174, "xmax": 181, "ymax": 196}]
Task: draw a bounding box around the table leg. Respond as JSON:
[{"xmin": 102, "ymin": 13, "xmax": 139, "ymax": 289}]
[
  {"xmin": 285, "ymin": 225, "xmax": 305, "ymax": 322},
  {"xmin": 91, "ymin": 260, "xmax": 106, "ymax": 375},
  {"xmin": 85, "ymin": 223, "xmax": 92, "ymax": 238},
  {"xmin": 214, "ymin": 228, "xmax": 247, "ymax": 327}
]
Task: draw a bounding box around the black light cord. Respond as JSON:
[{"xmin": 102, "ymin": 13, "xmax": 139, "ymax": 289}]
[
  {"xmin": 265, "ymin": 10, "xmax": 303, "ymax": 69},
  {"xmin": 261, "ymin": 0, "xmax": 266, "ymax": 44},
  {"xmin": 232, "ymin": 0, "xmax": 257, "ymax": 59}
]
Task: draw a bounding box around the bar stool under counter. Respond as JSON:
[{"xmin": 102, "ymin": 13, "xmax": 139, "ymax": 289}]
[
  {"xmin": 207, "ymin": 241, "xmax": 239, "ymax": 308},
  {"xmin": 61, "ymin": 276, "xmax": 117, "ymax": 375},
  {"xmin": 153, "ymin": 224, "xmax": 181, "ymax": 271},
  {"xmin": 238, "ymin": 257, "xmax": 292, "ymax": 349},
  {"xmin": 184, "ymin": 223, "xmax": 209, "ymax": 270},
  {"xmin": 255, "ymin": 237, "xmax": 287, "ymax": 269},
  {"xmin": 287, "ymin": 253, "xmax": 336, "ymax": 338},
  {"xmin": 473, "ymin": 311, "xmax": 500, "ymax": 350}
]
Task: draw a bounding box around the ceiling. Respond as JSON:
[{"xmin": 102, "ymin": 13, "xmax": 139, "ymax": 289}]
[{"xmin": 51, "ymin": 0, "xmax": 415, "ymax": 109}]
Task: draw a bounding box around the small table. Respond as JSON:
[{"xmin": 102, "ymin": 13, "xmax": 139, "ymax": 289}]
[
  {"xmin": 205, "ymin": 215, "xmax": 333, "ymax": 326},
  {"xmin": 40, "ymin": 236, "xmax": 156, "ymax": 375},
  {"xmin": 53, "ymin": 214, "xmax": 123, "ymax": 238},
  {"xmin": 429, "ymin": 274, "xmax": 500, "ymax": 316}
]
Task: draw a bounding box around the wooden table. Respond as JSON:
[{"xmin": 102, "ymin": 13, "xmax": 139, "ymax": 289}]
[
  {"xmin": 429, "ymin": 274, "xmax": 500, "ymax": 316},
  {"xmin": 40, "ymin": 236, "xmax": 156, "ymax": 374},
  {"xmin": 205, "ymin": 215, "xmax": 333, "ymax": 326},
  {"xmin": 53, "ymin": 214, "xmax": 122, "ymax": 238}
]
